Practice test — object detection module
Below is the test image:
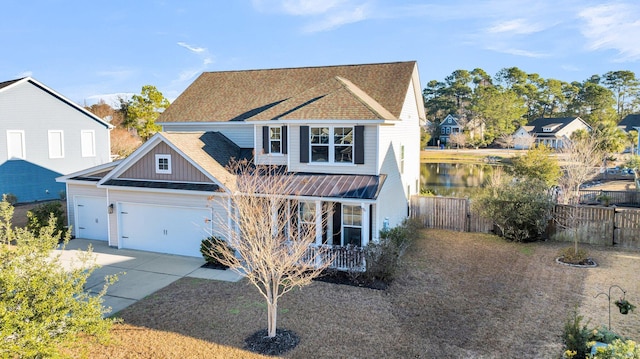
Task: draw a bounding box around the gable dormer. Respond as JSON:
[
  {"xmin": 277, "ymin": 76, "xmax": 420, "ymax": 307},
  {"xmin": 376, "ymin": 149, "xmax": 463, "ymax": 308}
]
[{"xmin": 542, "ymin": 123, "xmax": 561, "ymax": 132}]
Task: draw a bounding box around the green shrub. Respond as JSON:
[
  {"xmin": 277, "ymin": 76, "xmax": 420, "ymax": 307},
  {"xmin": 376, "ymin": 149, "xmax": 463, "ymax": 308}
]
[
  {"xmin": 27, "ymin": 201, "xmax": 66, "ymax": 237},
  {"xmin": 365, "ymin": 218, "xmax": 419, "ymax": 284},
  {"xmin": 563, "ymin": 307, "xmax": 590, "ymax": 359},
  {"xmin": 472, "ymin": 177, "xmax": 554, "ymax": 242},
  {"xmin": 200, "ymin": 236, "xmax": 232, "ymax": 269},
  {"xmin": 592, "ymin": 339, "xmax": 640, "ymax": 358},
  {"xmin": 589, "ymin": 326, "xmax": 624, "ymax": 345},
  {"xmin": 3, "ymin": 193, "xmax": 17, "ymax": 205}
]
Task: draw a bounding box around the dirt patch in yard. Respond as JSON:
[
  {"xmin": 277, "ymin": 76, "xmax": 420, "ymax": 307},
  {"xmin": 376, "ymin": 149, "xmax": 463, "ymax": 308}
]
[{"xmin": 74, "ymin": 230, "xmax": 640, "ymax": 358}]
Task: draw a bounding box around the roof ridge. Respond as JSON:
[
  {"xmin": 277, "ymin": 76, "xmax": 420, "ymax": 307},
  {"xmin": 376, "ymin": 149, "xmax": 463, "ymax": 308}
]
[{"xmin": 200, "ymin": 61, "xmax": 416, "ymax": 75}]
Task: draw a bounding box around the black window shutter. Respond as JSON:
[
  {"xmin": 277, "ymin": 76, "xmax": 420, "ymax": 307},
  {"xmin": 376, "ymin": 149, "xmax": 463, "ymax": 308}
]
[
  {"xmin": 282, "ymin": 126, "xmax": 288, "ymax": 154},
  {"xmin": 262, "ymin": 126, "xmax": 270, "ymax": 154},
  {"xmin": 354, "ymin": 125, "xmax": 364, "ymax": 164},
  {"xmin": 300, "ymin": 126, "xmax": 309, "ymax": 163},
  {"xmin": 332, "ymin": 202, "xmax": 342, "ymax": 245}
]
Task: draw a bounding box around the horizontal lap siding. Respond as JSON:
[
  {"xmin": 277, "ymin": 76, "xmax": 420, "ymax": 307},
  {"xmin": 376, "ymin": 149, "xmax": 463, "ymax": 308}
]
[
  {"xmin": 288, "ymin": 124, "xmax": 378, "ymax": 175},
  {"xmin": 161, "ymin": 124, "xmax": 254, "ymax": 148},
  {"xmin": 119, "ymin": 142, "xmax": 212, "ymax": 182},
  {"xmin": 0, "ymin": 81, "xmax": 110, "ymax": 173}
]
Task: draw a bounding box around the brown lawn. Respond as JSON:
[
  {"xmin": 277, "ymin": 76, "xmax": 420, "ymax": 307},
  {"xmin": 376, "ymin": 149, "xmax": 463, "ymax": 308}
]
[{"xmin": 71, "ymin": 229, "xmax": 640, "ymax": 358}]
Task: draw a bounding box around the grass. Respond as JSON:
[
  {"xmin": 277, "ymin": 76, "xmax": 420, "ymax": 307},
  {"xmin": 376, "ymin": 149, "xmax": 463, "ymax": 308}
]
[{"xmin": 69, "ymin": 229, "xmax": 640, "ymax": 358}]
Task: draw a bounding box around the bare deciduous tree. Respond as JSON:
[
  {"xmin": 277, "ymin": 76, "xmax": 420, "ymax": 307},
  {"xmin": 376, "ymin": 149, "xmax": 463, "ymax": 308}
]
[
  {"xmin": 496, "ymin": 133, "xmax": 515, "ymax": 149},
  {"xmin": 449, "ymin": 132, "xmax": 467, "ymax": 149},
  {"xmin": 206, "ymin": 162, "xmax": 331, "ymax": 338},
  {"xmin": 514, "ymin": 134, "xmax": 536, "ymax": 150},
  {"xmin": 557, "ymin": 135, "xmax": 604, "ymax": 204}
]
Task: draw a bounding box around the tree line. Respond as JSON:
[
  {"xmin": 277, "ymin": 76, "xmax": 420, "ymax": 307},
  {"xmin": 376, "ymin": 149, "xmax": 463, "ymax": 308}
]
[{"xmin": 423, "ymin": 67, "xmax": 639, "ymax": 146}]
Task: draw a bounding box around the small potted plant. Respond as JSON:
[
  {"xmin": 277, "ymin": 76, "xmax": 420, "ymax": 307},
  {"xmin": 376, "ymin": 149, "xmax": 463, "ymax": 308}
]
[{"xmin": 614, "ymin": 298, "xmax": 636, "ymax": 315}]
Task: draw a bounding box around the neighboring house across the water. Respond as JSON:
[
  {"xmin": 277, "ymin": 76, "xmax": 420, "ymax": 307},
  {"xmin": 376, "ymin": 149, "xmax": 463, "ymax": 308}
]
[
  {"xmin": 438, "ymin": 114, "xmax": 463, "ymax": 145},
  {"xmin": 619, "ymin": 114, "xmax": 640, "ymax": 155},
  {"xmin": 58, "ymin": 61, "xmax": 424, "ymax": 268},
  {"xmin": 512, "ymin": 117, "xmax": 591, "ymax": 150},
  {"xmin": 1, "ymin": 77, "xmax": 113, "ymax": 202}
]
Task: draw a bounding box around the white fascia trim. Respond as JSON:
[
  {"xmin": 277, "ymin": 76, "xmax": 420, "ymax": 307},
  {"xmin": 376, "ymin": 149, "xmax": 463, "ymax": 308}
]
[
  {"xmin": 97, "ymin": 185, "xmax": 230, "ymax": 197},
  {"xmin": 158, "ymin": 122, "xmax": 252, "ymax": 127},
  {"xmin": 247, "ymin": 119, "xmax": 388, "ymax": 125},
  {"xmin": 98, "ymin": 135, "xmax": 164, "ymax": 184},
  {"xmin": 56, "ymin": 160, "xmax": 123, "ymax": 182}
]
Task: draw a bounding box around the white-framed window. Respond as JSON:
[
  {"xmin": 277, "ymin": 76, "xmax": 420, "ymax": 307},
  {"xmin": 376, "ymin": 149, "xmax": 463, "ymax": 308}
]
[
  {"xmin": 445, "ymin": 127, "xmax": 451, "ymax": 135},
  {"xmin": 155, "ymin": 154, "xmax": 171, "ymax": 174},
  {"xmin": 298, "ymin": 201, "xmax": 316, "ymax": 237},
  {"xmin": 342, "ymin": 204, "xmax": 362, "ymax": 246},
  {"xmin": 81, "ymin": 130, "xmax": 96, "ymax": 157},
  {"xmin": 269, "ymin": 127, "xmax": 282, "ymax": 154},
  {"xmin": 7, "ymin": 130, "xmax": 26, "ymax": 160},
  {"xmin": 48, "ymin": 130, "xmax": 64, "ymax": 159},
  {"xmin": 310, "ymin": 126, "xmax": 353, "ymax": 163}
]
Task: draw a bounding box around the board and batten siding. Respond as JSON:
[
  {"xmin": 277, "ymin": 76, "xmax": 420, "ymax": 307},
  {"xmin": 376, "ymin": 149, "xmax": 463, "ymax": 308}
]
[
  {"xmin": 288, "ymin": 124, "xmax": 378, "ymax": 175},
  {"xmin": 107, "ymin": 190, "xmax": 228, "ymax": 248},
  {"xmin": 118, "ymin": 142, "xmax": 212, "ymax": 183},
  {"xmin": 65, "ymin": 183, "xmax": 108, "ymax": 239},
  {"xmin": 0, "ymin": 80, "xmax": 111, "ymax": 173},
  {"xmin": 160, "ymin": 123, "xmax": 254, "ymax": 148}
]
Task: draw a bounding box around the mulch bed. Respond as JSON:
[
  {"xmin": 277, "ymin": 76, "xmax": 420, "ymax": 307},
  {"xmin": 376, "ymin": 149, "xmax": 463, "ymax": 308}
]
[
  {"xmin": 243, "ymin": 328, "xmax": 299, "ymax": 356},
  {"xmin": 313, "ymin": 270, "xmax": 388, "ymax": 290}
]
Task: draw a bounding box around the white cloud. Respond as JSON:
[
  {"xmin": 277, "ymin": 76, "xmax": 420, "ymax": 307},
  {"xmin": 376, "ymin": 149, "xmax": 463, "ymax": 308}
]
[
  {"xmin": 177, "ymin": 41, "xmax": 206, "ymax": 54},
  {"xmin": 282, "ymin": 0, "xmax": 344, "ymax": 15},
  {"xmin": 16, "ymin": 71, "xmax": 33, "ymax": 78},
  {"xmin": 487, "ymin": 46, "xmax": 549, "ymax": 58},
  {"xmin": 578, "ymin": 3, "xmax": 640, "ymax": 61},
  {"xmin": 85, "ymin": 92, "xmax": 134, "ymax": 107},
  {"xmin": 252, "ymin": 0, "xmax": 370, "ymax": 33},
  {"xmin": 302, "ymin": 4, "xmax": 369, "ymax": 33},
  {"xmin": 96, "ymin": 69, "xmax": 134, "ymax": 82},
  {"xmin": 172, "ymin": 42, "xmax": 215, "ymax": 85},
  {"xmin": 486, "ymin": 18, "xmax": 546, "ymax": 35}
]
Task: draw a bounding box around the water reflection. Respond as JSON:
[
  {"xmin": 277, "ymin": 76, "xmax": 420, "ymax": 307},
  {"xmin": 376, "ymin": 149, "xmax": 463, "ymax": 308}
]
[{"xmin": 420, "ymin": 162, "xmax": 502, "ymax": 197}]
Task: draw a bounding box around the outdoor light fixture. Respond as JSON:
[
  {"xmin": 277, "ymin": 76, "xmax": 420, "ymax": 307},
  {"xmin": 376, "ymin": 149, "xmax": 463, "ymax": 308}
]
[{"xmin": 108, "ymin": 203, "xmax": 114, "ymax": 214}]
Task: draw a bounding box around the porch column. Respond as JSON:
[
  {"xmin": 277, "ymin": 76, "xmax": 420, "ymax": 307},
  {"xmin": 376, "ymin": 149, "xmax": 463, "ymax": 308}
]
[
  {"xmin": 361, "ymin": 203, "xmax": 370, "ymax": 247},
  {"xmin": 315, "ymin": 201, "xmax": 322, "ymax": 245}
]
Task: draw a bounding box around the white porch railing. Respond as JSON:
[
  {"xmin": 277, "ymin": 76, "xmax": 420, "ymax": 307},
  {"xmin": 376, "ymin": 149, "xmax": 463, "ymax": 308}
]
[{"xmin": 303, "ymin": 244, "xmax": 365, "ymax": 272}]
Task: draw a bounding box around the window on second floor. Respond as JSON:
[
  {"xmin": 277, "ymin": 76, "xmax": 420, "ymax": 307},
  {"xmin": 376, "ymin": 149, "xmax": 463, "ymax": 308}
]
[
  {"xmin": 310, "ymin": 126, "xmax": 353, "ymax": 163},
  {"xmin": 155, "ymin": 154, "xmax": 171, "ymax": 174},
  {"xmin": 300, "ymin": 126, "xmax": 364, "ymax": 165},
  {"xmin": 6, "ymin": 130, "xmax": 25, "ymax": 160},
  {"xmin": 270, "ymin": 127, "xmax": 282, "ymax": 154},
  {"xmin": 48, "ymin": 130, "xmax": 64, "ymax": 159},
  {"xmin": 81, "ymin": 130, "xmax": 96, "ymax": 157}
]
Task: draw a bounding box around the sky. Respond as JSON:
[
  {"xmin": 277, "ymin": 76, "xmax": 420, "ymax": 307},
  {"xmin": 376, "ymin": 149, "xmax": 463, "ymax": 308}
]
[{"xmin": 1, "ymin": 0, "xmax": 639, "ymax": 107}]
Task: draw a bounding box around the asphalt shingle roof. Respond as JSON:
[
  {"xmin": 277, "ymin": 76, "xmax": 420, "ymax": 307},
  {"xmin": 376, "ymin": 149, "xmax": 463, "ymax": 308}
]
[
  {"xmin": 157, "ymin": 61, "xmax": 416, "ymax": 123},
  {"xmin": 619, "ymin": 114, "xmax": 640, "ymax": 132}
]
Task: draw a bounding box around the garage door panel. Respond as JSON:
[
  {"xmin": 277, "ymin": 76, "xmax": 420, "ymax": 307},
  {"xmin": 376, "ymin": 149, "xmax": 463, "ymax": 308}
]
[
  {"xmin": 119, "ymin": 203, "xmax": 212, "ymax": 257},
  {"xmin": 75, "ymin": 196, "xmax": 108, "ymax": 241}
]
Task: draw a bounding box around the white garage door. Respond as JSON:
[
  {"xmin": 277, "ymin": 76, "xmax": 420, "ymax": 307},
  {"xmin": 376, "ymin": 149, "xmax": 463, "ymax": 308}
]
[
  {"xmin": 118, "ymin": 203, "xmax": 212, "ymax": 257},
  {"xmin": 75, "ymin": 196, "xmax": 108, "ymax": 241}
]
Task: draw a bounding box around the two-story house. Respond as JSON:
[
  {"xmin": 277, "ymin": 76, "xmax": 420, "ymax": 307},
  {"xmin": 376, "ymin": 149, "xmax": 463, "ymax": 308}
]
[
  {"xmin": 1, "ymin": 77, "xmax": 113, "ymax": 203},
  {"xmin": 619, "ymin": 114, "xmax": 640, "ymax": 155},
  {"xmin": 438, "ymin": 114, "xmax": 463, "ymax": 145},
  {"xmin": 58, "ymin": 61, "xmax": 423, "ymax": 264},
  {"xmin": 512, "ymin": 117, "xmax": 591, "ymax": 149}
]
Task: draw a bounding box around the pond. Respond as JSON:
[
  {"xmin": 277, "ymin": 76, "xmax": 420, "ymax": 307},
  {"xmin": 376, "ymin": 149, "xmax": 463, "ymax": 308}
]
[{"xmin": 420, "ymin": 162, "xmax": 504, "ymax": 197}]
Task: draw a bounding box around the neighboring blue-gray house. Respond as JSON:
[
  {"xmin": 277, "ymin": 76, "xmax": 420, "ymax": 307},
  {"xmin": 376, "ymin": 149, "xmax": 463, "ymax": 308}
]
[
  {"xmin": 619, "ymin": 114, "xmax": 640, "ymax": 155},
  {"xmin": 0, "ymin": 77, "xmax": 113, "ymax": 203}
]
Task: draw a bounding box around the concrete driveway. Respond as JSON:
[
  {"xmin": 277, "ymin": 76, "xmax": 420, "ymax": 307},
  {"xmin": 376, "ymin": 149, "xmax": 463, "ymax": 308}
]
[{"xmin": 55, "ymin": 238, "xmax": 243, "ymax": 316}]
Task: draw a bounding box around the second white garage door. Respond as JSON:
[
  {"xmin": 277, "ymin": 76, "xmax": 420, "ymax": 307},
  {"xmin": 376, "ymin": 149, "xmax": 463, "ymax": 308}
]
[
  {"xmin": 75, "ymin": 196, "xmax": 108, "ymax": 241},
  {"xmin": 118, "ymin": 203, "xmax": 212, "ymax": 257}
]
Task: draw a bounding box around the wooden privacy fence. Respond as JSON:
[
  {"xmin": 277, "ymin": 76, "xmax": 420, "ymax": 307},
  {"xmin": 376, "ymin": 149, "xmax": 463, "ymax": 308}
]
[
  {"xmin": 552, "ymin": 205, "xmax": 640, "ymax": 248},
  {"xmin": 410, "ymin": 196, "xmax": 493, "ymax": 233},
  {"xmin": 578, "ymin": 190, "xmax": 640, "ymax": 207},
  {"xmin": 410, "ymin": 195, "xmax": 640, "ymax": 249}
]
